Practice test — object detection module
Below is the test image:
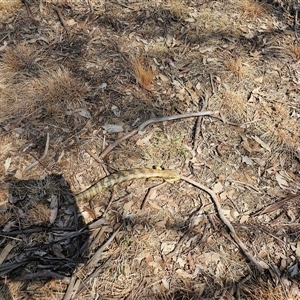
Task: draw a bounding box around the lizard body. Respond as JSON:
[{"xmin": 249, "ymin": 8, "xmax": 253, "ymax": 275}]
[{"xmin": 75, "ymin": 168, "xmax": 180, "ymax": 202}]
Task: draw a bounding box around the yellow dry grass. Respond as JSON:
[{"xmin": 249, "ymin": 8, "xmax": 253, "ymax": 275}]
[
  {"xmin": 27, "ymin": 203, "xmax": 51, "ymax": 224},
  {"xmin": 31, "ymin": 67, "xmax": 89, "ymax": 116}
]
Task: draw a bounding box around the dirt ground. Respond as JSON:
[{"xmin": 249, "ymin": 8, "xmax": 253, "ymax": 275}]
[{"xmin": 0, "ymin": 0, "xmax": 300, "ymax": 299}]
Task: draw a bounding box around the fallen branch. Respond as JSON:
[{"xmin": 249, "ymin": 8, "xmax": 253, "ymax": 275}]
[{"xmin": 180, "ymin": 175, "xmax": 265, "ymax": 274}]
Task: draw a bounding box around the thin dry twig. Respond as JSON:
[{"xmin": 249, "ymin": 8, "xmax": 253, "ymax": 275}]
[
  {"xmin": 86, "ymin": 224, "xmax": 122, "ymax": 270},
  {"xmin": 85, "ymin": 148, "xmax": 102, "ymax": 164},
  {"xmin": 89, "ymin": 226, "xmax": 107, "ymax": 252},
  {"xmin": 168, "ymin": 243, "xmax": 184, "ymax": 288},
  {"xmin": 76, "ymin": 257, "xmax": 112, "ymax": 297},
  {"xmin": 193, "ymin": 94, "xmax": 209, "ymax": 150},
  {"xmin": 22, "ymin": 0, "xmax": 34, "ymax": 19},
  {"xmin": 87, "ymin": 0, "xmax": 94, "ymax": 14},
  {"xmin": 25, "ymin": 132, "xmax": 50, "ymax": 172},
  {"xmin": 230, "ymin": 179, "xmax": 260, "ymax": 193},
  {"xmin": 111, "ymin": 0, "xmax": 134, "ymax": 10},
  {"xmin": 63, "ymin": 275, "xmax": 79, "ymax": 300},
  {"xmin": 209, "ymin": 73, "xmax": 216, "ymax": 95},
  {"xmin": 207, "ymin": 213, "xmax": 218, "ymax": 231},
  {"xmin": 166, "ymin": 232, "xmax": 190, "ymax": 259},
  {"xmin": 16, "ymin": 270, "xmax": 70, "ymax": 281},
  {"xmin": 212, "ymin": 113, "xmax": 241, "ymax": 126},
  {"xmin": 75, "ymin": 227, "xmax": 121, "ymax": 295},
  {"xmin": 53, "ymin": 5, "xmax": 68, "ymax": 33},
  {"xmin": 103, "ymin": 189, "xmax": 116, "ymax": 216},
  {"xmin": 180, "ymin": 175, "xmax": 265, "ymax": 273},
  {"xmin": 84, "ymin": 0, "xmax": 94, "ymax": 24},
  {"xmin": 98, "ymin": 110, "xmax": 242, "ymax": 165}
]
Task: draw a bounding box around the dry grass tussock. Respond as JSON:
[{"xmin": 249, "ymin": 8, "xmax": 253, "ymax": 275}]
[
  {"xmin": 239, "ymin": 0, "xmax": 270, "ymax": 18},
  {"xmin": 221, "ymin": 90, "xmax": 247, "ymax": 122},
  {"xmin": 160, "ymin": 0, "xmax": 190, "ymax": 20},
  {"xmin": 132, "ymin": 57, "xmax": 156, "ymax": 90},
  {"xmin": 257, "ymin": 102, "xmax": 300, "ymax": 152},
  {"xmin": 225, "ymin": 57, "xmax": 248, "ymax": 78},
  {"xmin": 31, "ymin": 67, "xmax": 89, "ymax": 119},
  {"xmin": 0, "ymin": 64, "xmax": 90, "ymax": 131},
  {"xmin": 0, "ymin": 43, "xmax": 42, "ymax": 78}
]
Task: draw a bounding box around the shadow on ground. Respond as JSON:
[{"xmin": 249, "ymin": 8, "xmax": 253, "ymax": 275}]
[{"xmin": 0, "ymin": 174, "xmax": 89, "ymax": 299}]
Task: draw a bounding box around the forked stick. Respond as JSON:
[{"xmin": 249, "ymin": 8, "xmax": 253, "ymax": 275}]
[{"xmin": 180, "ymin": 175, "xmax": 265, "ymax": 274}]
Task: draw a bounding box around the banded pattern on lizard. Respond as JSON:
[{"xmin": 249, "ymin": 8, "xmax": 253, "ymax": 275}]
[{"xmin": 75, "ymin": 168, "xmax": 180, "ymax": 202}]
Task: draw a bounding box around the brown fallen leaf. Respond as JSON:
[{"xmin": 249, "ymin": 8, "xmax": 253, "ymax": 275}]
[
  {"xmin": 187, "ymin": 252, "xmax": 195, "ymax": 270},
  {"xmin": 148, "ymin": 200, "xmax": 162, "ymax": 210},
  {"xmin": 253, "ymin": 135, "xmax": 271, "ymax": 152},
  {"xmin": 0, "ymin": 241, "xmax": 15, "ymax": 264},
  {"xmin": 241, "ymin": 135, "xmax": 252, "ymax": 153},
  {"xmin": 176, "ymin": 269, "xmax": 193, "ymax": 278},
  {"xmin": 84, "ymin": 206, "xmax": 97, "ymax": 220}
]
